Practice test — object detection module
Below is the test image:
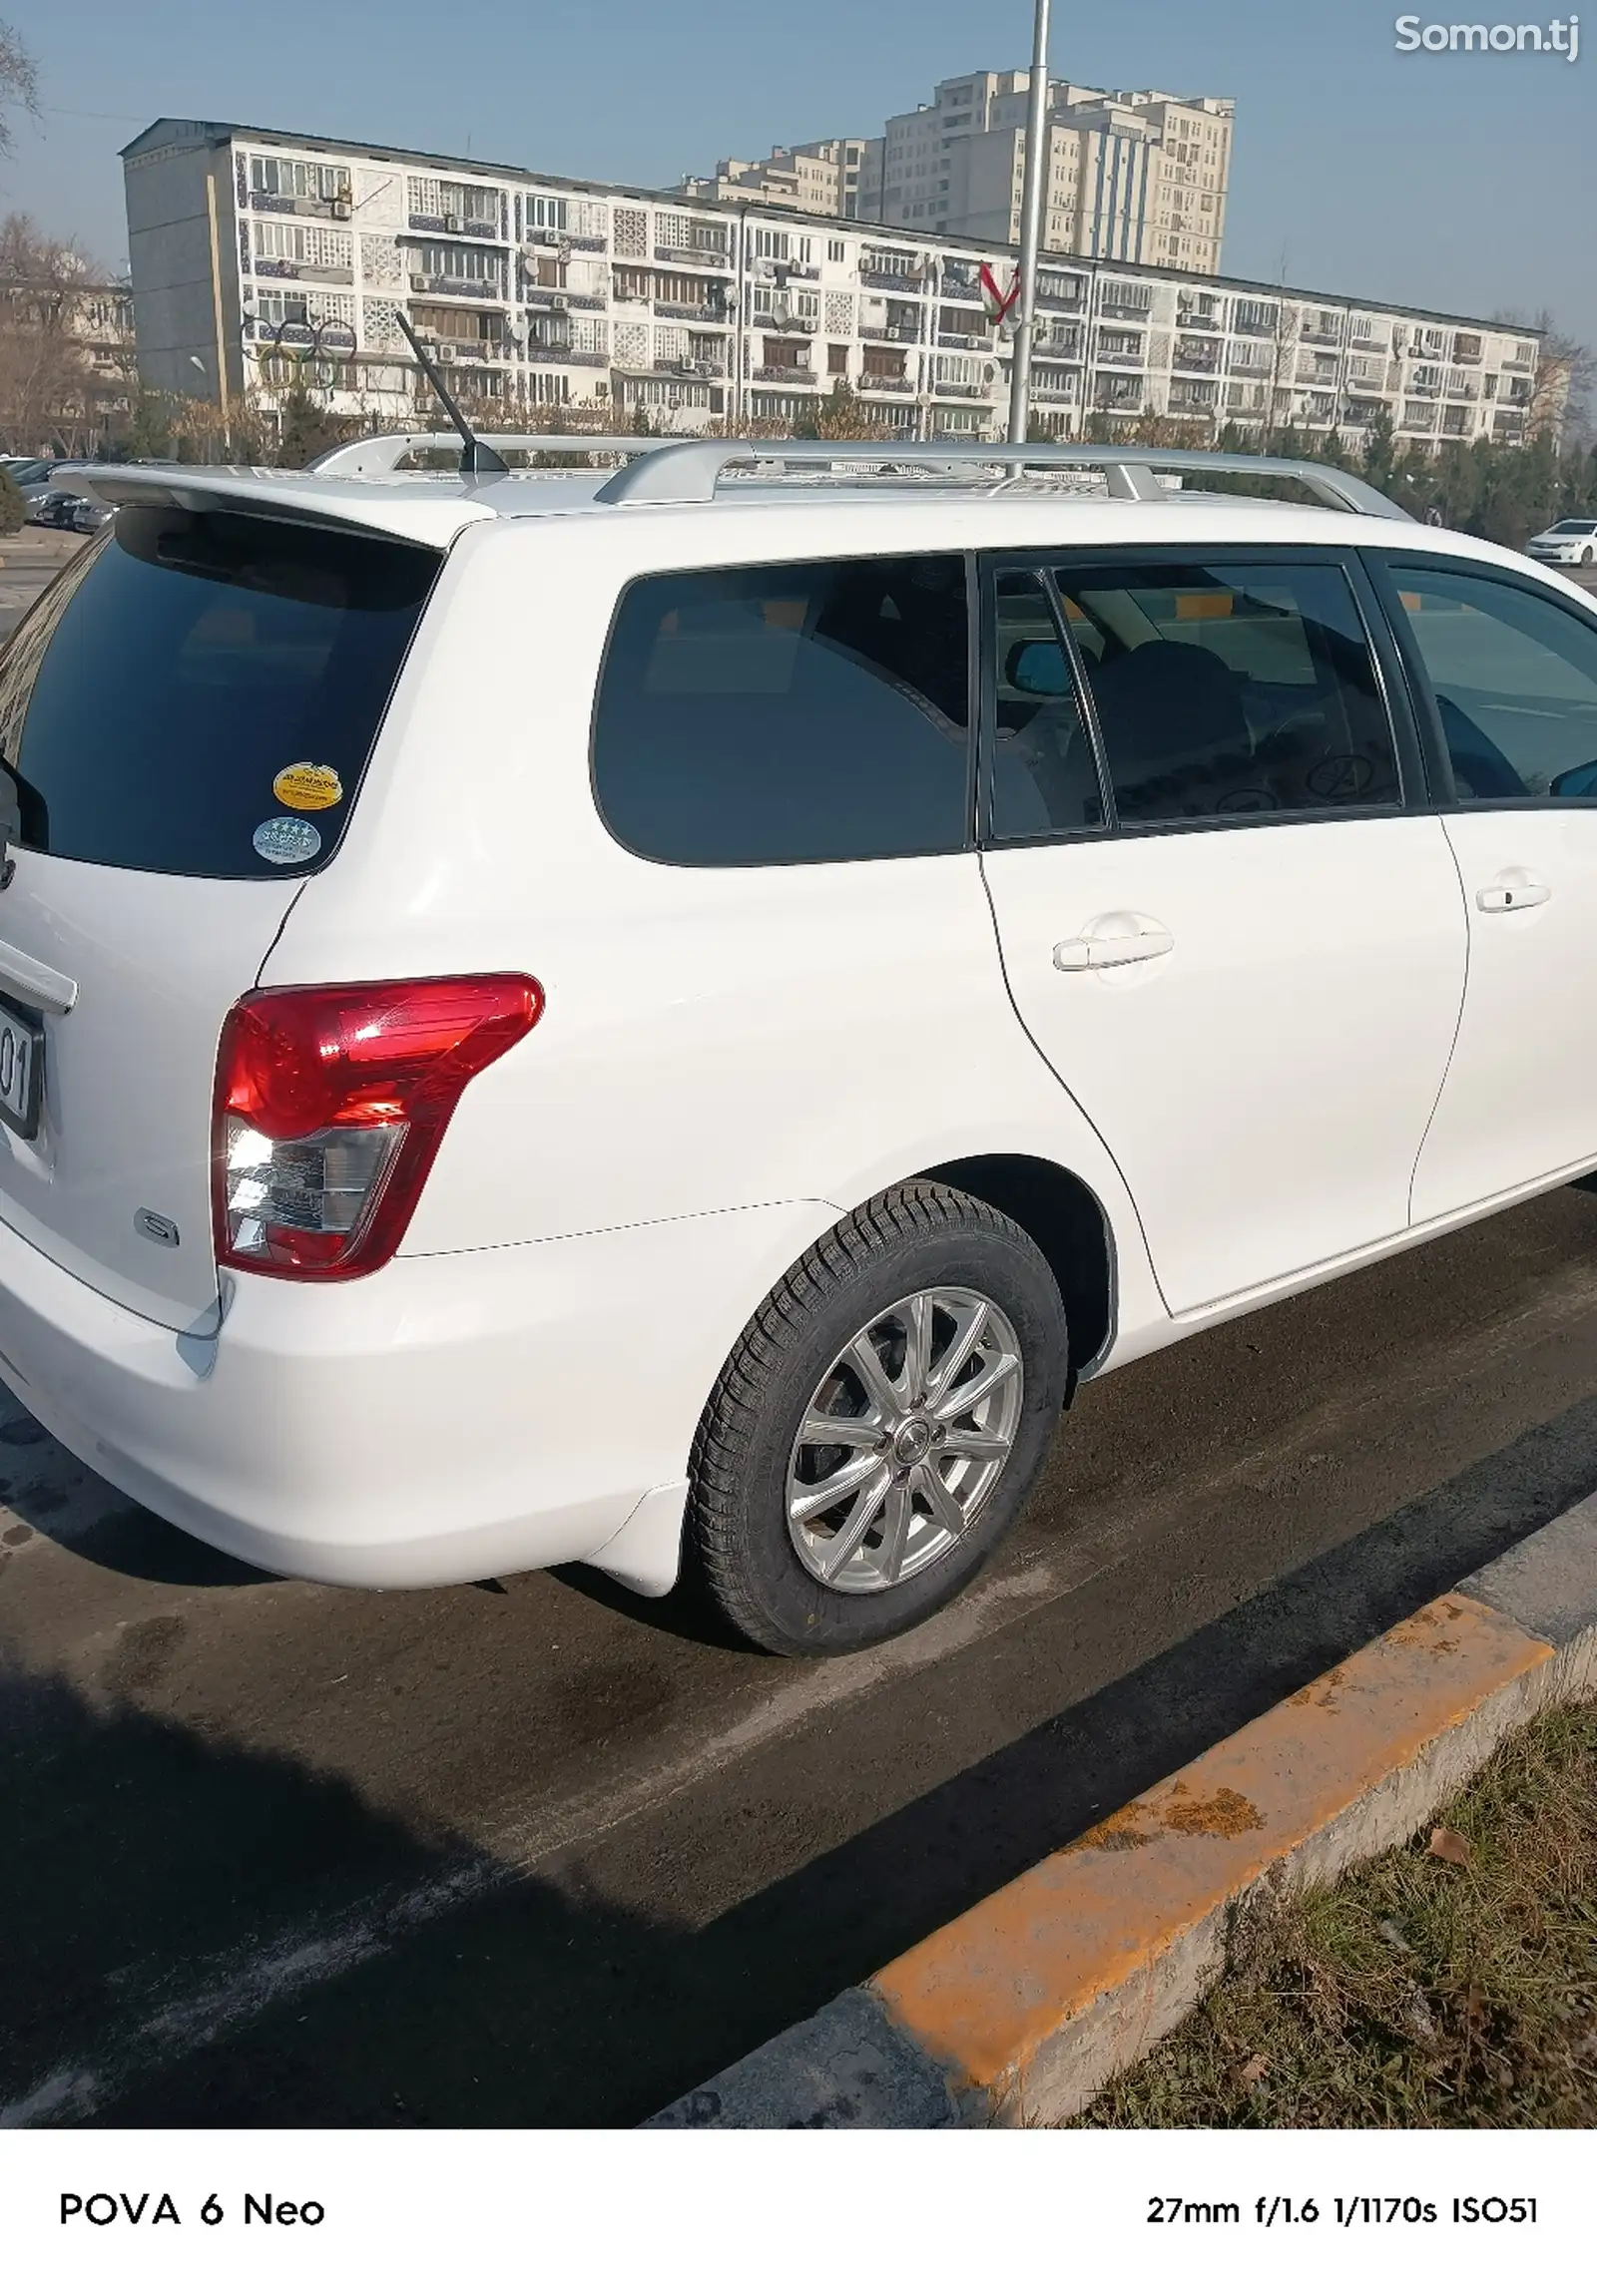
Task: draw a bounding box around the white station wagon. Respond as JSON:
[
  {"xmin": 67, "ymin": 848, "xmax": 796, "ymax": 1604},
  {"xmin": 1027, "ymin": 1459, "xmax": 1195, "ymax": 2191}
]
[{"xmin": 2, "ymin": 435, "xmax": 1597, "ymax": 1657}]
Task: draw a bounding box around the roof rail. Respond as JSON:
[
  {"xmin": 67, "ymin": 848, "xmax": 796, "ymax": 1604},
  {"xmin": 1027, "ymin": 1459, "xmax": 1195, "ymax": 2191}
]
[
  {"xmin": 306, "ymin": 432, "xmax": 650, "ymax": 478},
  {"xmin": 304, "ymin": 430, "xmax": 1411, "ymax": 522},
  {"xmin": 591, "ymin": 439, "xmax": 1413, "ymax": 520}
]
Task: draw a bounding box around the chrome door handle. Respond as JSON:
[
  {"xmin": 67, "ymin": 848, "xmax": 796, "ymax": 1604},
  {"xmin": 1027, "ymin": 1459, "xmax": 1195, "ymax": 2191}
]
[
  {"xmin": 0, "ymin": 937, "xmax": 76, "ymax": 1016},
  {"xmin": 1476, "ymin": 879, "xmax": 1550, "ymax": 913},
  {"xmin": 1053, "ymin": 913, "xmax": 1175, "ymax": 972}
]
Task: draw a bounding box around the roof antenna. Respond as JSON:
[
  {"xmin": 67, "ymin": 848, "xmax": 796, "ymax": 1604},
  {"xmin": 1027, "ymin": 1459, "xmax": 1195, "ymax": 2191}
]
[{"xmin": 393, "ymin": 306, "xmax": 509, "ymax": 476}]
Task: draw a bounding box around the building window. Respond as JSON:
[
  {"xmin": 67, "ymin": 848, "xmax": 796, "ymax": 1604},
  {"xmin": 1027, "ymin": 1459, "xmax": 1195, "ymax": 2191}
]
[{"xmin": 251, "ymin": 155, "xmax": 350, "ymax": 204}]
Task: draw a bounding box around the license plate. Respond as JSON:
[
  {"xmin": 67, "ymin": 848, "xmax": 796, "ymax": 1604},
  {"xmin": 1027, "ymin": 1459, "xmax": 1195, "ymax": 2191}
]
[{"xmin": 0, "ymin": 999, "xmax": 43, "ymax": 1141}]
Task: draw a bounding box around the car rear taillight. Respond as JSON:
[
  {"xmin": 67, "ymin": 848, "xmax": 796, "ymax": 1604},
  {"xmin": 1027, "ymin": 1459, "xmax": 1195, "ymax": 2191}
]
[{"xmin": 213, "ymin": 975, "xmax": 543, "ymax": 1280}]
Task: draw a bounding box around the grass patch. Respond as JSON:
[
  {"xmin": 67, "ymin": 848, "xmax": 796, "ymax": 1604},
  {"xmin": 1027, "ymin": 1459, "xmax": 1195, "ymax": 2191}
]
[{"xmin": 1072, "ymin": 1700, "xmax": 1597, "ymax": 2128}]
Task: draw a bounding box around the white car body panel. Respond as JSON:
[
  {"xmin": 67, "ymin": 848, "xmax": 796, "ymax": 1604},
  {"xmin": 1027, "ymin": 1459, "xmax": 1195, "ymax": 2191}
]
[
  {"xmin": 1412, "ymin": 809, "xmax": 1597, "ymax": 1220},
  {"xmin": 0, "ymin": 853, "xmax": 297, "ymax": 1330},
  {"xmin": 983, "ymin": 815, "xmax": 1468, "ymax": 1313}
]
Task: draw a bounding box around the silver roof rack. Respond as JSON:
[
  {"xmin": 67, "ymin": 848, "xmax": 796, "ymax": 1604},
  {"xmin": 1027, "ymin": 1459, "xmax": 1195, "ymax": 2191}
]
[
  {"xmin": 305, "ymin": 431, "xmax": 1411, "ymax": 521},
  {"xmin": 306, "ymin": 431, "xmax": 653, "ymax": 478}
]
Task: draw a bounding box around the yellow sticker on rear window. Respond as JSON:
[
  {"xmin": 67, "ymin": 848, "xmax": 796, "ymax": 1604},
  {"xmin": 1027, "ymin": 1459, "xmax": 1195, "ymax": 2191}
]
[{"xmin": 271, "ymin": 762, "xmax": 343, "ymax": 812}]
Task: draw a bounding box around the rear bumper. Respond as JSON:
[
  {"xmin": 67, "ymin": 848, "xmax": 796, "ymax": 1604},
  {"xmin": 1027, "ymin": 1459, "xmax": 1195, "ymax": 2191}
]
[{"xmin": 0, "ymin": 1199, "xmax": 828, "ymax": 1591}]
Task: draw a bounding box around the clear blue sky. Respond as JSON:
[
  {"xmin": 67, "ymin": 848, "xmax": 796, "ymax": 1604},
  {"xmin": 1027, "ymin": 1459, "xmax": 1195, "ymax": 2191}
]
[{"xmin": 7, "ymin": 0, "xmax": 1592, "ymax": 340}]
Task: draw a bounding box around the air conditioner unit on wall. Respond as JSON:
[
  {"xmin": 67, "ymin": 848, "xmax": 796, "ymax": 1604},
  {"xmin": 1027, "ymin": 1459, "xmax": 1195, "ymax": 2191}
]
[
  {"xmin": 437, "ymin": 343, "xmax": 457, "ymax": 362},
  {"xmin": 330, "ymin": 201, "xmax": 352, "ymax": 221},
  {"xmin": 444, "ymin": 216, "xmax": 462, "ymax": 232}
]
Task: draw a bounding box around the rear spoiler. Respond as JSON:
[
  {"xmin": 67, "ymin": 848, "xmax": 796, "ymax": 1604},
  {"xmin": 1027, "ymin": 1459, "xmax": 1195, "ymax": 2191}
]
[{"xmin": 49, "ymin": 463, "xmax": 495, "ymax": 547}]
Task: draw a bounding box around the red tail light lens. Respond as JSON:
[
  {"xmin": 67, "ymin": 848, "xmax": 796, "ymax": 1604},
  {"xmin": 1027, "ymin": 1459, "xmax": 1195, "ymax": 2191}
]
[{"xmin": 213, "ymin": 975, "xmax": 543, "ymax": 1280}]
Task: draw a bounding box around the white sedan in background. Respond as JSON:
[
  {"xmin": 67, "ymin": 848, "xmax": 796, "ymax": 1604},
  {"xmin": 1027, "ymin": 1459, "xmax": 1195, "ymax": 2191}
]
[{"xmin": 1526, "ymin": 518, "xmax": 1597, "ymax": 567}]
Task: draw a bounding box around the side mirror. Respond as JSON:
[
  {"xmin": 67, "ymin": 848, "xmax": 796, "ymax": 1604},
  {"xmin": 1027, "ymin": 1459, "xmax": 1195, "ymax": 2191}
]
[
  {"xmin": 1550, "ymin": 760, "xmax": 1597, "ymax": 799},
  {"xmin": 1006, "ymin": 640, "xmax": 1073, "ymax": 697}
]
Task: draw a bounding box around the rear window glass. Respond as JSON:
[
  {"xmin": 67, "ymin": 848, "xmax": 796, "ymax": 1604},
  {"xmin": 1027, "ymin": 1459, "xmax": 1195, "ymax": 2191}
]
[
  {"xmin": 591, "ymin": 556, "xmax": 970, "ymax": 866},
  {"xmin": 0, "ymin": 507, "xmax": 438, "ymax": 877}
]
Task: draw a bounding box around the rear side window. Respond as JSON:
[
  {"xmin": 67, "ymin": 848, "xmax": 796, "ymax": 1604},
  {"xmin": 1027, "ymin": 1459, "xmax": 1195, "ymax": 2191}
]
[
  {"xmin": 0, "ymin": 507, "xmax": 438, "ymax": 877},
  {"xmin": 592, "ymin": 556, "xmax": 970, "ymax": 865},
  {"xmin": 1054, "ymin": 560, "xmax": 1399, "ymax": 825},
  {"xmin": 1386, "ymin": 564, "xmax": 1597, "ymax": 801}
]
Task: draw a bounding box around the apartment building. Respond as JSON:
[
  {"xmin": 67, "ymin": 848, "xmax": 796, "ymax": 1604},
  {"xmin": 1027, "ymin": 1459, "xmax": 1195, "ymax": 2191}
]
[
  {"xmin": 680, "ymin": 138, "xmax": 882, "ymax": 220},
  {"xmin": 879, "ymin": 71, "xmax": 1233, "ymax": 272},
  {"xmin": 120, "ymin": 117, "xmax": 1540, "ymax": 459}
]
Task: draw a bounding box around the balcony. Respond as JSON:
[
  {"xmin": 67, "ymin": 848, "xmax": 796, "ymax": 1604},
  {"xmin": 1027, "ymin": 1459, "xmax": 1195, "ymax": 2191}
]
[
  {"xmin": 252, "ymin": 257, "xmax": 354, "ymax": 286},
  {"xmin": 655, "ymin": 355, "xmax": 726, "ymax": 379},
  {"xmin": 522, "ymin": 284, "xmax": 606, "ymax": 312},
  {"xmin": 859, "ymin": 322, "xmax": 919, "ymax": 343},
  {"xmin": 859, "ymin": 264, "xmax": 925, "ymax": 291},
  {"xmin": 408, "ymin": 211, "xmax": 501, "ymax": 240},
  {"xmin": 1035, "ymin": 278, "xmax": 1084, "ymax": 310},
  {"xmin": 1172, "ymin": 339, "xmax": 1221, "ymax": 373},
  {"xmin": 657, "ymin": 297, "xmax": 731, "ymax": 323},
  {"xmin": 525, "ymin": 343, "xmax": 608, "ymax": 367},
  {"xmin": 858, "ymin": 373, "xmax": 913, "ymax": 392},
  {"xmin": 1176, "ymin": 306, "xmax": 1222, "ymax": 330},
  {"xmin": 754, "ymin": 363, "xmax": 815, "ymax": 383},
  {"xmin": 934, "ymin": 379, "xmax": 988, "ymax": 398},
  {"xmin": 937, "ymin": 327, "xmax": 989, "ymax": 350},
  {"xmin": 1096, "ymin": 348, "xmax": 1145, "ymax": 369},
  {"xmin": 652, "ymin": 241, "xmax": 730, "ymax": 269},
  {"xmin": 1030, "ymin": 381, "xmax": 1077, "ymax": 403},
  {"xmin": 1099, "ymin": 297, "xmax": 1154, "ymax": 323},
  {"xmin": 408, "ymin": 273, "xmax": 504, "ymax": 301},
  {"xmin": 940, "ymin": 273, "xmax": 984, "ymax": 303}
]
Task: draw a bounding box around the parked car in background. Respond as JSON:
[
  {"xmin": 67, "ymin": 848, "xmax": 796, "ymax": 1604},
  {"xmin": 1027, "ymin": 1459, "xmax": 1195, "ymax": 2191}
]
[
  {"xmin": 0, "ymin": 457, "xmax": 62, "ymax": 507},
  {"xmin": 2, "ymin": 435, "xmax": 1597, "ymax": 1659},
  {"xmin": 1526, "ymin": 518, "xmax": 1597, "ymax": 568},
  {"xmin": 25, "ymin": 490, "xmax": 110, "ymax": 534}
]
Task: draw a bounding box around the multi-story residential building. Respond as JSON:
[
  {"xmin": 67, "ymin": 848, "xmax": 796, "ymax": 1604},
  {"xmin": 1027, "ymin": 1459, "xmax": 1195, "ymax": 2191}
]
[
  {"xmin": 120, "ymin": 117, "xmax": 1541, "ymax": 459},
  {"xmin": 878, "ymin": 71, "xmax": 1233, "ymax": 271},
  {"xmin": 679, "ymin": 138, "xmax": 883, "ymax": 220}
]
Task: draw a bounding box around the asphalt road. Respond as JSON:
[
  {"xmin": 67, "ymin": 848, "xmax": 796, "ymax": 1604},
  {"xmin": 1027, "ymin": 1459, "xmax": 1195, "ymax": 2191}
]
[{"xmin": 8, "ymin": 1180, "xmax": 1597, "ymax": 2128}]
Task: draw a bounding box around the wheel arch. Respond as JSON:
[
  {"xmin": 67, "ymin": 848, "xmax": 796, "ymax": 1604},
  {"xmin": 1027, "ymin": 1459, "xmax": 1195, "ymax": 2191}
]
[{"xmin": 914, "ymin": 1151, "xmax": 1116, "ymax": 1385}]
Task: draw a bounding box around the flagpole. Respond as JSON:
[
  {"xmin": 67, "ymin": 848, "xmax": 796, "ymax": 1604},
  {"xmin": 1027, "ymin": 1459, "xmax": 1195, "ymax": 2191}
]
[{"xmin": 1006, "ymin": 0, "xmax": 1052, "ymax": 447}]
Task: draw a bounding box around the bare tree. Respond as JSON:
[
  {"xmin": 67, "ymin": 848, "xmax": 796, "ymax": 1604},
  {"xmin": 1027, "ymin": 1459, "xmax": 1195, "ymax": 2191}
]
[
  {"xmin": 1493, "ymin": 308, "xmax": 1595, "ymax": 446},
  {"xmin": 0, "ymin": 20, "xmax": 39, "ymax": 164},
  {"xmin": 0, "ymin": 213, "xmax": 130, "ymax": 454}
]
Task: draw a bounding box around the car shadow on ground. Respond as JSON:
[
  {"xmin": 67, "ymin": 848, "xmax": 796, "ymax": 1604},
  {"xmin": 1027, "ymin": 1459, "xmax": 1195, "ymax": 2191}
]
[{"xmin": 6, "ymin": 1388, "xmax": 1597, "ymax": 2130}]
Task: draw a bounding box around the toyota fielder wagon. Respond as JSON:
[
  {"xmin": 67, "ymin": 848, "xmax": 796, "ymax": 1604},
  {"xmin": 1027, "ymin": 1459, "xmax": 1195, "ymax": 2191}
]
[{"xmin": 2, "ymin": 436, "xmax": 1596, "ymax": 1657}]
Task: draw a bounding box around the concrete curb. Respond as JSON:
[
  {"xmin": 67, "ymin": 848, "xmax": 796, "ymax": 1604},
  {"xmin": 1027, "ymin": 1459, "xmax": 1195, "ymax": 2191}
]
[{"xmin": 649, "ymin": 1494, "xmax": 1597, "ymax": 2128}]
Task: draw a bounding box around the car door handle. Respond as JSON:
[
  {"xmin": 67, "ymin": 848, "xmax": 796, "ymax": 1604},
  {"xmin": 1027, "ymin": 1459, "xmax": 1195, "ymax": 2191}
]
[
  {"xmin": 0, "ymin": 937, "xmax": 77, "ymax": 1016},
  {"xmin": 1053, "ymin": 914, "xmax": 1175, "ymax": 972},
  {"xmin": 1475, "ymin": 877, "xmax": 1550, "ymax": 913}
]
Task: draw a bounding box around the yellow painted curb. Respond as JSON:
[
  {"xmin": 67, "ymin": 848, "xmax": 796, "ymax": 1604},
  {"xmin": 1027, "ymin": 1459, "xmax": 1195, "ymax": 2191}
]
[{"xmin": 872, "ymin": 1597, "xmax": 1553, "ymax": 2108}]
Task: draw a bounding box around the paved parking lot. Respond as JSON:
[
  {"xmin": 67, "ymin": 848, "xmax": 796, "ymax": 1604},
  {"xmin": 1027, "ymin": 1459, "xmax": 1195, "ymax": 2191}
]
[{"xmin": 8, "ymin": 1181, "xmax": 1597, "ymax": 2127}]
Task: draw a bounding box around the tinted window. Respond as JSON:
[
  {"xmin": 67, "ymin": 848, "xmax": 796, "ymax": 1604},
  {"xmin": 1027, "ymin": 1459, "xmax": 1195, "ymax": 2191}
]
[
  {"xmin": 1054, "ymin": 560, "xmax": 1399, "ymax": 824},
  {"xmin": 1388, "ymin": 565, "xmax": 1597, "ymax": 801},
  {"xmin": 592, "ymin": 557, "xmax": 969, "ymax": 865},
  {"xmin": 0, "ymin": 508, "xmax": 438, "ymax": 877},
  {"xmin": 989, "ymin": 570, "xmax": 1103, "ymax": 840}
]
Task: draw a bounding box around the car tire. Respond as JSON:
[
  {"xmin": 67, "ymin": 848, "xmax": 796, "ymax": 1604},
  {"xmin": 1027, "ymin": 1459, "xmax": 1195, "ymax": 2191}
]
[
  {"xmin": 688, "ymin": 1181, "xmax": 1068, "ymax": 1657},
  {"xmin": 1583, "ymin": 547, "xmax": 1595, "ymax": 566}
]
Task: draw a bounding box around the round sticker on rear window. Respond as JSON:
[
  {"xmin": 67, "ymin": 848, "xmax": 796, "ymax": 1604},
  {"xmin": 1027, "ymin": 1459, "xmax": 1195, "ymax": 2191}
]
[
  {"xmin": 271, "ymin": 761, "xmax": 343, "ymax": 811},
  {"xmin": 253, "ymin": 815, "xmax": 322, "ymax": 866}
]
